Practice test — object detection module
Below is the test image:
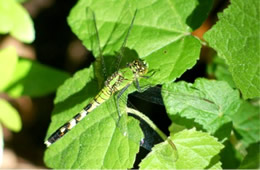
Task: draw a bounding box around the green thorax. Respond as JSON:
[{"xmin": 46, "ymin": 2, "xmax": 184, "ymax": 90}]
[{"xmin": 104, "ymin": 59, "xmax": 148, "ymax": 95}]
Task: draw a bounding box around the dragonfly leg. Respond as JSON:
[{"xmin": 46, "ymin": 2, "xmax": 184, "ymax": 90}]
[
  {"xmin": 116, "ymin": 84, "xmax": 131, "ymax": 118},
  {"xmin": 135, "ymin": 79, "xmax": 142, "ymax": 92},
  {"xmin": 141, "ymin": 69, "xmax": 156, "ymax": 79}
]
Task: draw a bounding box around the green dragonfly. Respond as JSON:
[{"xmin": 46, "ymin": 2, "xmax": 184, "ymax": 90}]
[{"xmin": 45, "ymin": 57, "xmax": 148, "ymax": 146}]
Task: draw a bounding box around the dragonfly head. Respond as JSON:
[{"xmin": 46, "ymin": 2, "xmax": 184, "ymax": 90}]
[{"xmin": 128, "ymin": 59, "xmax": 148, "ymax": 76}]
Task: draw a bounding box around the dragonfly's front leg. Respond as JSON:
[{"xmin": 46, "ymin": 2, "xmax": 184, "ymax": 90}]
[{"xmin": 116, "ymin": 84, "xmax": 131, "ymax": 118}]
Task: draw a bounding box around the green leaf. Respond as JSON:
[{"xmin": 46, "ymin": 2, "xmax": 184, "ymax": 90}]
[
  {"xmin": 219, "ymin": 140, "xmax": 241, "ymax": 169},
  {"xmin": 239, "ymin": 142, "xmax": 260, "ymax": 169},
  {"xmin": 207, "ymin": 156, "xmax": 223, "ymax": 170},
  {"xmin": 185, "ymin": 0, "xmax": 214, "ymax": 30},
  {"xmin": 44, "ymin": 66, "xmax": 143, "ymax": 169},
  {"xmin": 16, "ymin": 0, "xmax": 28, "ymax": 3},
  {"xmin": 67, "ymin": 0, "xmax": 214, "ymax": 84},
  {"xmin": 0, "ymin": 99, "xmax": 21, "ymax": 132},
  {"xmin": 204, "ymin": 0, "xmax": 260, "ymax": 99},
  {"xmin": 231, "ymin": 101, "xmax": 260, "ymax": 145},
  {"xmin": 0, "ymin": 47, "xmax": 18, "ymax": 91},
  {"xmin": 139, "ymin": 129, "xmax": 224, "ymax": 169},
  {"xmin": 207, "ymin": 56, "xmax": 236, "ymax": 88},
  {"xmin": 3, "ymin": 58, "xmax": 70, "ymax": 98},
  {"xmin": 0, "ymin": 0, "xmax": 34, "ymax": 43},
  {"xmin": 162, "ymin": 78, "xmax": 241, "ymax": 135}
]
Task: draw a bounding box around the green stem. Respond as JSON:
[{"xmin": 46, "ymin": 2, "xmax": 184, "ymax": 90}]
[
  {"xmin": 127, "ymin": 107, "xmax": 179, "ymax": 160},
  {"xmin": 126, "ymin": 107, "xmax": 168, "ymax": 141}
]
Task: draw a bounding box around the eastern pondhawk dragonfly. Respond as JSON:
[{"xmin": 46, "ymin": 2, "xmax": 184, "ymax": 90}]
[
  {"xmin": 45, "ymin": 57, "xmax": 149, "ymax": 146},
  {"xmin": 45, "ymin": 7, "xmax": 178, "ymax": 155}
]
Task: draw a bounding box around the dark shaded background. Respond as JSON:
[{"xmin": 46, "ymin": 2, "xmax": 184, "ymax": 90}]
[{"xmin": 0, "ymin": 0, "xmax": 229, "ymax": 168}]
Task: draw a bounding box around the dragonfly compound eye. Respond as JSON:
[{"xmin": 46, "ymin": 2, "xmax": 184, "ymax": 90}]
[{"xmin": 132, "ymin": 59, "xmax": 148, "ymax": 76}]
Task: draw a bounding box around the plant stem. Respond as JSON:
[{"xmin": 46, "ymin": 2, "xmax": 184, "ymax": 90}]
[{"xmin": 126, "ymin": 107, "xmax": 168, "ymax": 140}]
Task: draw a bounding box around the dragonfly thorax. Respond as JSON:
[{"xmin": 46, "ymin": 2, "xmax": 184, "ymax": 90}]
[{"xmin": 128, "ymin": 59, "xmax": 148, "ymax": 77}]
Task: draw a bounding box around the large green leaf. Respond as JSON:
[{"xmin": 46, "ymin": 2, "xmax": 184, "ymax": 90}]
[
  {"xmin": 0, "ymin": 47, "xmax": 18, "ymax": 91},
  {"xmin": 204, "ymin": 0, "xmax": 260, "ymax": 99},
  {"xmin": 3, "ymin": 58, "xmax": 70, "ymax": 98},
  {"xmin": 0, "ymin": 0, "xmax": 34, "ymax": 43},
  {"xmin": 162, "ymin": 78, "xmax": 241, "ymax": 135},
  {"xmin": 231, "ymin": 101, "xmax": 260, "ymax": 145},
  {"xmin": 67, "ymin": 0, "xmax": 214, "ymax": 84},
  {"xmin": 44, "ymin": 66, "xmax": 143, "ymax": 169},
  {"xmin": 139, "ymin": 129, "xmax": 224, "ymax": 169},
  {"xmin": 0, "ymin": 99, "xmax": 21, "ymax": 132}
]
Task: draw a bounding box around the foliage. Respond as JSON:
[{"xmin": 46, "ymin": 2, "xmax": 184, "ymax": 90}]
[
  {"xmin": 162, "ymin": 78, "xmax": 241, "ymax": 136},
  {"xmin": 44, "ymin": 0, "xmax": 259, "ymax": 169},
  {"xmin": 207, "ymin": 56, "xmax": 236, "ymax": 88},
  {"xmin": 239, "ymin": 142, "xmax": 260, "ymax": 169},
  {"xmin": 0, "ymin": 46, "xmax": 70, "ymax": 132},
  {"xmin": 204, "ymin": 0, "xmax": 260, "ymax": 99},
  {"xmin": 3, "ymin": 58, "xmax": 70, "ymax": 98},
  {"xmin": 0, "ymin": 0, "xmax": 34, "ymax": 43},
  {"xmin": 0, "ymin": 0, "xmax": 71, "ymax": 165},
  {"xmin": 0, "ymin": 99, "xmax": 21, "ymax": 132},
  {"xmin": 0, "ymin": 47, "xmax": 18, "ymax": 91},
  {"xmin": 139, "ymin": 129, "xmax": 224, "ymax": 169},
  {"xmin": 0, "ymin": 47, "xmax": 70, "ymax": 153}
]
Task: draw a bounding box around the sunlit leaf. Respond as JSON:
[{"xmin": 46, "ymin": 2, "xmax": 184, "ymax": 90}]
[
  {"xmin": 162, "ymin": 78, "xmax": 241, "ymax": 135},
  {"xmin": 0, "ymin": 99, "xmax": 21, "ymax": 132},
  {"xmin": 4, "ymin": 58, "xmax": 70, "ymax": 98},
  {"xmin": 139, "ymin": 129, "xmax": 224, "ymax": 169},
  {"xmin": 0, "ymin": 0, "xmax": 34, "ymax": 43},
  {"xmin": 204, "ymin": 0, "xmax": 260, "ymax": 99},
  {"xmin": 68, "ymin": 0, "xmax": 213, "ymax": 85},
  {"xmin": 0, "ymin": 47, "xmax": 18, "ymax": 91}
]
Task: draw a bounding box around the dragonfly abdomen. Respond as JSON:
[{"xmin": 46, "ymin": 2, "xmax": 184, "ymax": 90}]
[{"xmin": 44, "ymin": 85, "xmax": 115, "ymax": 147}]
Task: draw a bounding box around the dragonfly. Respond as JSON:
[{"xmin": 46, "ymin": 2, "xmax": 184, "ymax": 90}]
[
  {"xmin": 44, "ymin": 8, "xmax": 174, "ymax": 153},
  {"xmin": 44, "ymin": 58, "xmax": 148, "ymax": 146}
]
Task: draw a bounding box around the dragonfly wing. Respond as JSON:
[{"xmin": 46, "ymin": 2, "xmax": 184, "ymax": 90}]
[
  {"xmin": 115, "ymin": 9, "xmax": 138, "ymax": 70},
  {"xmin": 85, "ymin": 7, "xmax": 108, "ymax": 89},
  {"xmin": 131, "ymin": 84, "xmax": 216, "ymax": 107},
  {"xmin": 131, "ymin": 86, "xmax": 165, "ymax": 106},
  {"xmin": 104, "ymin": 88, "xmax": 157, "ymax": 151}
]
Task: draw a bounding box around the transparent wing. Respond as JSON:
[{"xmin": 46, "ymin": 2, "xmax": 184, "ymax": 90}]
[
  {"xmin": 114, "ymin": 9, "xmax": 138, "ymax": 70},
  {"xmin": 131, "ymin": 85, "xmax": 216, "ymax": 107},
  {"xmin": 130, "ymin": 83, "xmax": 220, "ymax": 133},
  {"xmin": 85, "ymin": 7, "xmax": 139, "ymax": 83},
  {"xmin": 131, "ymin": 86, "xmax": 165, "ymax": 106},
  {"xmin": 85, "ymin": 7, "xmax": 107, "ymax": 88}
]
